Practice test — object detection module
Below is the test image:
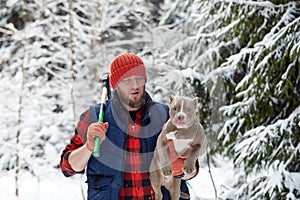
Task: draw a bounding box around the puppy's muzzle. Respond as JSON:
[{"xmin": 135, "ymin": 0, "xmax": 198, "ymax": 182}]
[{"xmin": 177, "ymin": 113, "xmax": 185, "ymax": 121}]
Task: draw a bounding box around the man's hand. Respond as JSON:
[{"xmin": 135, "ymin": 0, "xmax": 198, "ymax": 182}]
[{"xmin": 86, "ymin": 122, "xmax": 109, "ymax": 152}]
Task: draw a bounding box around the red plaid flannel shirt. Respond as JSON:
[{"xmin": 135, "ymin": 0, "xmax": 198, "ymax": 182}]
[
  {"xmin": 60, "ymin": 109, "xmax": 155, "ymax": 199},
  {"xmin": 60, "ymin": 109, "xmax": 90, "ymax": 177},
  {"xmin": 120, "ymin": 111, "xmax": 155, "ymax": 200}
]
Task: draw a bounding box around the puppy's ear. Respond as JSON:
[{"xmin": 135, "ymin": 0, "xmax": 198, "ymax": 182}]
[
  {"xmin": 193, "ymin": 97, "xmax": 199, "ymax": 108},
  {"xmin": 169, "ymin": 96, "xmax": 174, "ymax": 104}
]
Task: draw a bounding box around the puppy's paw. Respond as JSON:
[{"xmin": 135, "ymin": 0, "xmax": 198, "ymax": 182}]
[
  {"xmin": 183, "ymin": 163, "xmax": 195, "ymax": 174},
  {"xmin": 162, "ymin": 165, "xmax": 173, "ymax": 176}
]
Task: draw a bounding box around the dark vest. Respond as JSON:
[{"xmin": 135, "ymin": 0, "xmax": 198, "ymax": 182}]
[{"xmin": 85, "ymin": 93, "xmax": 190, "ymax": 200}]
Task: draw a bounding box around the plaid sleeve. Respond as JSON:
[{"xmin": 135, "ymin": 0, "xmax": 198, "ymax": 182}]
[{"xmin": 60, "ymin": 109, "xmax": 90, "ymax": 177}]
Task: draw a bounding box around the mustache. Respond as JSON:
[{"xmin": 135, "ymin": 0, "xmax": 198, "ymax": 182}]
[{"xmin": 116, "ymin": 87, "xmax": 146, "ymax": 108}]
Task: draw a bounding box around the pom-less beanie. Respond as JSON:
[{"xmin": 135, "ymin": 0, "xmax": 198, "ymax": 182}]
[{"xmin": 109, "ymin": 53, "xmax": 147, "ymax": 89}]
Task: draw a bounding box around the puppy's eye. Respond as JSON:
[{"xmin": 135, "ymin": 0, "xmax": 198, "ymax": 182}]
[{"xmin": 172, "ymin": 107, "xmax": 177, "ymax": 111}]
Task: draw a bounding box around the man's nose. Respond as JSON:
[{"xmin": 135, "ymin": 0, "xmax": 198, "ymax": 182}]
[{"xmin": 132, "ymin": 78, "xmax": 138, "ymax": 88}]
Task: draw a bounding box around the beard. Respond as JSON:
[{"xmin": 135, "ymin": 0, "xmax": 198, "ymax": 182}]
[{"xmin": 117, "ymin": 87, "xmax": 146, "ymax": 110}]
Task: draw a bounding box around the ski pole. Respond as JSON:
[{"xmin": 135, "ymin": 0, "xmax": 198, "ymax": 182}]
[{"xmin": 93, "ymin": 74, "xmax": 110, "ymax": 157}]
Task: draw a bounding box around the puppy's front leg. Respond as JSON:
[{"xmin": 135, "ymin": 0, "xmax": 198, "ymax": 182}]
[
  {"xmin": 184, "ymin": 128, "xmax": 207, "ymax": 174},
  {"xmin": 184, "ymin": 144, "xmax": 201, "ymax": 174}
]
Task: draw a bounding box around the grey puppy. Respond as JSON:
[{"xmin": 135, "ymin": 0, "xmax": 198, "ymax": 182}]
[{"xmin": 150, "ymin": 96, "xmax": 207, "ymax": 200}]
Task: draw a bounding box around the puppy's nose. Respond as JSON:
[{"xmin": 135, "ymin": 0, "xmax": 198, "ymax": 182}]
[{"xmin": 177, "ymin": 114, "xmax": 185, "ymax": 121}]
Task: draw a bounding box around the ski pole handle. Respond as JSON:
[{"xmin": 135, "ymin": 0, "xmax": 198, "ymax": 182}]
[{"xmin": 93, "ymin": 85, "xmax": 108, "ymax": 157}]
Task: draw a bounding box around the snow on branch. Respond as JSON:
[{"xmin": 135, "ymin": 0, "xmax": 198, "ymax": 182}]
[
  {"xmin": 255, "ymin": 5, "xmax": 300, "ymax": 49},
  {"xmin": 234, "ymin": 105, "xmax": 300, "ymax": 166}
]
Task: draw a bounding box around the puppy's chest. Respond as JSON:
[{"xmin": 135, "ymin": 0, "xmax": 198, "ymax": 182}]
[{"xmin": 166, "ymin": 131, "xmax": 193, "ymax": 155}]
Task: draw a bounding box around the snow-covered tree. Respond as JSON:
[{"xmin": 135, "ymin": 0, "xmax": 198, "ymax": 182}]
[
  {"xmin": 0, "ymin": 0, "xmax": 82, "ymax": 196},
  {"xmin": 213, "ymin": 1, "xmax": 300, "ymax": 199},
  {"xmin": 145, "ymin": 0, "xmax": 300, "ymax": 199},
  {"xmin": 0, "ymin": 0, "xmax": 162, "ymax": 197}
]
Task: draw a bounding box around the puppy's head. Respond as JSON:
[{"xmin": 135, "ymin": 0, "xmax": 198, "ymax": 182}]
[{"xmin": 169, "ymin": 96, "xmax": 199, "ymax": 129}]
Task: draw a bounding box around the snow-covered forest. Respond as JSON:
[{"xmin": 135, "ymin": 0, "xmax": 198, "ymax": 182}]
[{"xmin": 1, "ymin": 0, "xmax": 299, "ymax": 199}]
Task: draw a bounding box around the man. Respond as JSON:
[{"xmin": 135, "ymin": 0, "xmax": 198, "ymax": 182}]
[{"xmin": 60, "ymin": 53, "xmax": 191, "ymax": 200}]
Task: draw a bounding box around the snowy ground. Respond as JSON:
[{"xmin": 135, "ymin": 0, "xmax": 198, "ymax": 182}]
[
  {"xmin": 188, "ymin": 156, "xmax": 234, "ymax": 200},
  {"xmin": 0, "ymin": 156, "xmax": 234, "ymax": 200}
]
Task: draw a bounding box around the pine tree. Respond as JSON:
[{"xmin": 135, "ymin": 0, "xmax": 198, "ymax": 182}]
[
  {"xmin": 214, "ymin": 1, "xmax": 300, "ymax": 199},
  {"xmin": 147, "ymin": 0, "xmax": 300, "ymax": 199}
]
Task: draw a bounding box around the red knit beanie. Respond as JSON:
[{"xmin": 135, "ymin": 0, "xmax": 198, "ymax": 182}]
[{"xmin": 109, "ymin": 53, "xmax": 147, "ymax": 89}]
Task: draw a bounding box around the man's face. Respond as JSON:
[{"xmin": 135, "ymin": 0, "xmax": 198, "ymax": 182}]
[{"xmin": 116, "ymin": 75, "xmax": 146, "ymax": 111}]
